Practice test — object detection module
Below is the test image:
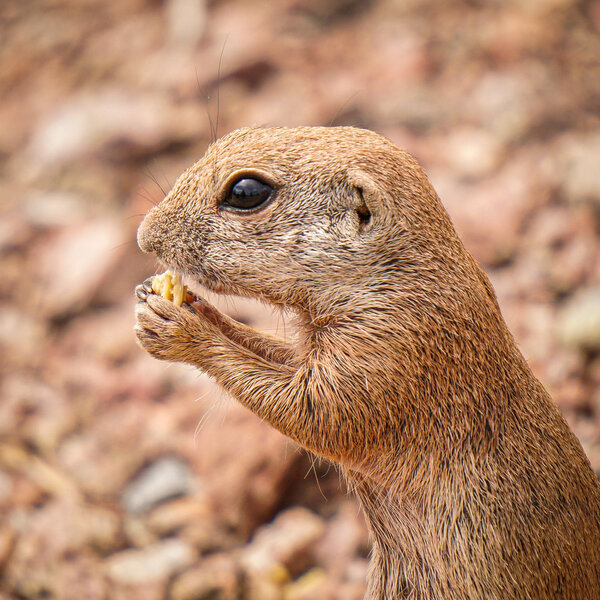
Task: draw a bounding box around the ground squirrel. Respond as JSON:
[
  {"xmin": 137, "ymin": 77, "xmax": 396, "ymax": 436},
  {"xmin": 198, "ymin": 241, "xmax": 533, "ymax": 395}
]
[{"xmin": 135, "ymin": 126, "xmax": 600, "ymax": 599}]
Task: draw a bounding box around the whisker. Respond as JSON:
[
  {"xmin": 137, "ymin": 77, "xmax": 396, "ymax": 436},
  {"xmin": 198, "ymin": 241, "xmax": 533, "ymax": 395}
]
[
  {"xmin": 197, "ymin": 64, "xmax": 216, "ymax": 143},
  {"xmin": 144, "ymin": 166, "xmax": 167, "ymax": 196},
  {"xmin": 110, "ymin": 240, "xmax": 137, "ymax": 252},
  {"xmin": 215, "ymin": 35, "xmax": 228, "ymax": 141},
  {"xmin": 328, "ymin": 90, "xmax": 361, "ymax": 127},
  {"xmin": 136, "ymin": 188, "xmax": 159, "ymax": 207}
]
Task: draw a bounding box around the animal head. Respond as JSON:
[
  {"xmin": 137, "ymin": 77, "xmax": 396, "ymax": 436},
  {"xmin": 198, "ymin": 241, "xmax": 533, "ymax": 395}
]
[{"xmin": 137, "ymin": 126, "xmax": 463, "ymax": 315}]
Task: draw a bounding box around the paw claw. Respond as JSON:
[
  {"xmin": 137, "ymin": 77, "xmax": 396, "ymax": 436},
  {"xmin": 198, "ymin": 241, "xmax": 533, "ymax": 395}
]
[
  {"xmin": 135, "ymin": 287, "xmax": 148, "ymax": 301},
  {"xmin": 135, "ymin": 277, "xmax": 158, "ymax": 302}
]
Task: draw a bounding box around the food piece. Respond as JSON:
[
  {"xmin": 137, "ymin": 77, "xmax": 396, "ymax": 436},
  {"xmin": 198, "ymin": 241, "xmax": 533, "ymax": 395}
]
[{"xmin": 151, "ymin": 270, "xmax": 187, "ymax": 306}]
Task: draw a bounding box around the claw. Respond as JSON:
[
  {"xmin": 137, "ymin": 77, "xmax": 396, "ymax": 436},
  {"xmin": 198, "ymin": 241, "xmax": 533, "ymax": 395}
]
[
  {"xmin": 142, "ymin": 277, "xmax": 154, "ymax": 291},
  {"xmin": 135, "ymin": 287, "xmax": 147, "ymax": 301},
  {"xmin": 135, "ymin": 276, "xmax": 156, "ymax": 302}
]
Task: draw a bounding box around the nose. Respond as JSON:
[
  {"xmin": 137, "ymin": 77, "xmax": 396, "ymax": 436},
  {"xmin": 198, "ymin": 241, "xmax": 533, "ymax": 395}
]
[{"xmin": 137, "ymin": 208, "xmax": 161, "ymax": 254}]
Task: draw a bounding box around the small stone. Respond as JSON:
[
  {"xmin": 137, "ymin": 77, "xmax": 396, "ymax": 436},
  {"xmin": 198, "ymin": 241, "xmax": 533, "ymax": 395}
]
[
  {"xmin": 146, "ymin": 496, "xmax": 210, "ymax": 536},
  {"xmin": 169, "ymin": 554, "xmax": 240, "ymax": 600},
  {"xmin": 122, "ymin": 457, "xmax": 195, "ymax": 515},
  {"xmin": 241, "ymin": 507, "xmax": 325, "ymax": 578},
  {"xmin": 34, "ymin": 219, "xmax": 125, "ymax": 318},
  {"xmin": 79, "ymin": 504, "xmax": 123, "ymax": 554},
  {"xmin": 165, "ymin": 0, "xmax": 207, "ymax": 50},
  {"xmin": 51, "ymin": 554, "xmax": 108, "ymax": 600},
  {"xmin": 105, "ymin": 539, "xmax": 196, "ymax": 584},
  {"xmin": 0, "ymin": 213, "xmax": 31, "ymax": 251},
  {"xmin": 0, "ymin": 444, "xmax": 80, "ymax": 500},
  {"xmin": 0, "ymin": 469, "xmax": 13, "ymax": 505},
  {"xmin": 179, "ymin": 517, "xmax": 240, "ymax": 554},
  {"xmin": 559, "ymin": 133, "xmax": 600, "ymax": 205},
  {"xmin": 314, "ymin": 501, "xmax": 369, "ymax": 577},
  {"xmin": 0, "ymin": 375, "xmax": 75, "ymax": 452},
  {"xmin": 283, "ymin": 568, "xmax": 328, "ymax": 600},
  {"xmin": 441, "ymin": 127, "xmax": 502, "ymax": 179},
  {"xmin": 432, "ymin": 154, "xmax": 540, "ymax": 267},
  {"xmin": 0, "ymin": 526, "xmax": 16, "ymax": 571},
  {"xmin": 123, "ymin": 516, "xmax": 157, "ymax": 549},
  {"xmin": 245, "ymin": 575, "xmax": 286, "ymax": 600},
  {"xmin": 23, "ymin": 191, "xmax": 90, "ymax": 227},
  {"xmin": 0, "ymin": 309, "xmax": 45, "ymax": 371},
  {"xmin": 195, "ymin": 402, "xmax": 302, "ymax": 535},
  {"xmin": 558, "ymin": 287, "xmax": 600, "ymax": 352},
  {"xmin": 27, "ymin": 88, "xmax": 205, "ymax": 169}
]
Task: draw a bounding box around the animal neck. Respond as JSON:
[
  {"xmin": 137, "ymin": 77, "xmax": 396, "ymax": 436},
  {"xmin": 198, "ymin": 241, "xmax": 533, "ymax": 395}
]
[{"xmin": 347, "ymin": 437, "xmax": 505, "ymax": 600}]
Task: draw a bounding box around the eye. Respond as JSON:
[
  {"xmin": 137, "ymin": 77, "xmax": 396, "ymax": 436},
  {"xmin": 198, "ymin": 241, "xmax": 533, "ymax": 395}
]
[{"xmin": 222, "ymin": 177, "xmax": 273, "ymax": 211}]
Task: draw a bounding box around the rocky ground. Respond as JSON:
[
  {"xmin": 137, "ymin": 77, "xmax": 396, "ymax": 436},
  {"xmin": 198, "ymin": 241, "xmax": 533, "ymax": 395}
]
[{"xmin": 1, "ymin": 0, "xmax": 599, "ymax": 598}]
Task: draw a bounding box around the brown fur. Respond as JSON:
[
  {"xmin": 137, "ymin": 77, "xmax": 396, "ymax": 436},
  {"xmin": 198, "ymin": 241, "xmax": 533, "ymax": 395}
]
[{"xmin": 135, "ymin": 126, "xmax": 600, "ymax": 599}]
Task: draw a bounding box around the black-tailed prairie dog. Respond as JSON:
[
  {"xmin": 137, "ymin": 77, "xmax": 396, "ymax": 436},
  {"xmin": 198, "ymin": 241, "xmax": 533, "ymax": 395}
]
[{"xmin": 135, "ymin": 126, "xmax": 600, "ymax": 600}]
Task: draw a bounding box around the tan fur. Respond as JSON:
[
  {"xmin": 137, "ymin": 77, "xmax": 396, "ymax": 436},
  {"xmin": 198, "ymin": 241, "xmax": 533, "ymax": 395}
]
[{"xmin": 134, "ymin": 126, "xmax": 600, "ymax": 599}]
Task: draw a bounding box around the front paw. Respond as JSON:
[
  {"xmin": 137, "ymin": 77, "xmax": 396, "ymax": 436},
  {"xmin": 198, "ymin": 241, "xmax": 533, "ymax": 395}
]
[{"xmin": 135, "ymin": 293, "xmax": 200, "ymax": 363}]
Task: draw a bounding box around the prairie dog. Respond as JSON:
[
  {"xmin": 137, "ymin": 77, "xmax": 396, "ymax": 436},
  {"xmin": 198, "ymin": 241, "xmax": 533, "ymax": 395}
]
[{"xmin": 135, "ymin": 126, "xmax": 600, "ymax": 599}]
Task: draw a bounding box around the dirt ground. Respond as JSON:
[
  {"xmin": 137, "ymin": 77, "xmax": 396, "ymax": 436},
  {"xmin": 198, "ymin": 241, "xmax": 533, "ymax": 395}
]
[{"xmin": 1, "ymin": 0, "xmax": 600, "ymax": 598}]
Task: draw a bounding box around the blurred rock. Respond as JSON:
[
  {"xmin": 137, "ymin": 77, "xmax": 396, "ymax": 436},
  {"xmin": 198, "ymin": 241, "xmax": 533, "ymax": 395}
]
[
  {"xmin": 0, "ymin": 444, "xmax": 80, "ymax": 500},
  {"xmin": 0, "ymin": 470, "xmax": 13, "ymax": 507},
  {"xmin": 169, "ymin": 554, "xmax": 240, "ymax": 600},
  {"xmin": 179, "ymin": 515, "xmax": 241, "ymax": 555},
  {"xmin": 52, "ymin": 556, "xmax": 108, "ymax": 600},
  {"xmin": 106, "ymin": 539, "xmax": 196, "ymax": 584},
  {"xmin": 80, "ymin": 504, "xmax": 124, "ymax": 555},
  {"xmin": 0, "ymin": 309, "xmax": 46, "ymax": 372},
  {"xmin": 0, "ymin": 212, "xmax": 31, "ymax": 252},
  {"xmin": 244, "ymin": 563, "xmax": 289, "ymax": 600},
  {"xmin": 433, "ymin": 155, "xmax": 542, "ymax": 266},
  {"xmin": 342, "ymin": 559, "xmax": 370, "ymax": 595},
  {"xmin": 165, "ymin": 0, "xmax": 207, "ymax": 50},
  {"xmin": 0, "ymin": 526, "xmax": 16, "ymax": 572},
  {"xmin": 4, "ymin": 499, "xmax": 120, "ymax": 596},
  {"xmin": 57, "ymin": 423, "xmax": 145, "ymax": 498},
  {"xmin": 558, "ymin": 287, "xmax": 600, "ymax": 352},
  {"xmin": 146, "ymin": 495, "xmax": 210, "ymax": 536},
  {"xmin": 108, "ymin": 582, "xmax": 167, "ymax": 600},
  {"xmin": 3, "ymin": 475, "xmax": 44, "ymax": 509},
  {"xmin": 521, "ymin": 205, "xmax": 598, "ymax": 296},
  {"xmin": 196, "ymin": 403, "xmax": 304, "ymax": 535},
  {"xmin": 27, "ymin": 89, "xmax": 204, "ymax": 168},
  {"xmin": 285, "ymin": 569, "xmax": 330, "ymax": 600},
  {"xmin": 123, "ymin": 515, "xmax": 158, "ymax": 549},
  {"xmin": 464, "ymin": 67, "xmax": 547, "ymax": 143},
  {"xmin": 241, "ymin": 507, "xmax": 325, "ymax": 578},
  {"xmin": 558, "ymin": 133, "xmax": 600, "ymax": 205},
  {"xmin": 314, "ymin": 501, "xmax": 369, "ymax": 577},
  {"xmin": 0, "ymin": 376, "xmax": 75, "ymax": 452},
  {"xmin": 440, "ymin": 127, "xmax": 503, "ymax": 179},
  {"xmin": 23, "ymin": 191, "xmax": 91, "ymax": 227},
  {"xmin": 8, "ymin": 499, "xmax": 120, "ymax": 558},
  {"xmin": 61, "ymin": 303, "xmax": 141, "ymax": 363},
  {"xmin": 122, "ymin": 457, "xmax": 196, "ymax": 515},
  {"xmin": 34, "ymin": 218, "xmax": 126, "ymax": 318}
]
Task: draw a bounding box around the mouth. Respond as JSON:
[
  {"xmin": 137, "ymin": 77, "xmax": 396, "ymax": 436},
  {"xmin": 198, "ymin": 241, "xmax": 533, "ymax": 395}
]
[{"xmin": 152, "ymin": 262, "xmax": 232, "ymax": 304}]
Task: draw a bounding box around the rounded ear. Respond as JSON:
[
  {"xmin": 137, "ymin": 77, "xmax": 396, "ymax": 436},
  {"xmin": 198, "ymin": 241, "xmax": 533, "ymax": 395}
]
[{"xmin": 347, "ymin": 169, "xmax": 380, "ymax": 230}]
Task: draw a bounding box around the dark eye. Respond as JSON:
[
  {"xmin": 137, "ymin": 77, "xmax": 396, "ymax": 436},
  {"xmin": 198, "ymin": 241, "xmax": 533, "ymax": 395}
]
[{"xmin": 223, "ymin": 177, "xmax": 273, "ymax": 211}]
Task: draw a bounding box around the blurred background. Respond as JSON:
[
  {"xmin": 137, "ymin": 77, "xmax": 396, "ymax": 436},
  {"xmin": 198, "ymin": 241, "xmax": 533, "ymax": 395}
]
[{"xmin": 1, "ymin": 0, "xmax": 600, "ymax": 598}]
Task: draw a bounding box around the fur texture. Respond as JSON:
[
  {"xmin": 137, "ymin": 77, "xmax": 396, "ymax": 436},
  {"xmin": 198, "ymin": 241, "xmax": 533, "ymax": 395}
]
[{"xmin": 135, "ymin": 126, "xmax": 600, "ymax": 599}]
